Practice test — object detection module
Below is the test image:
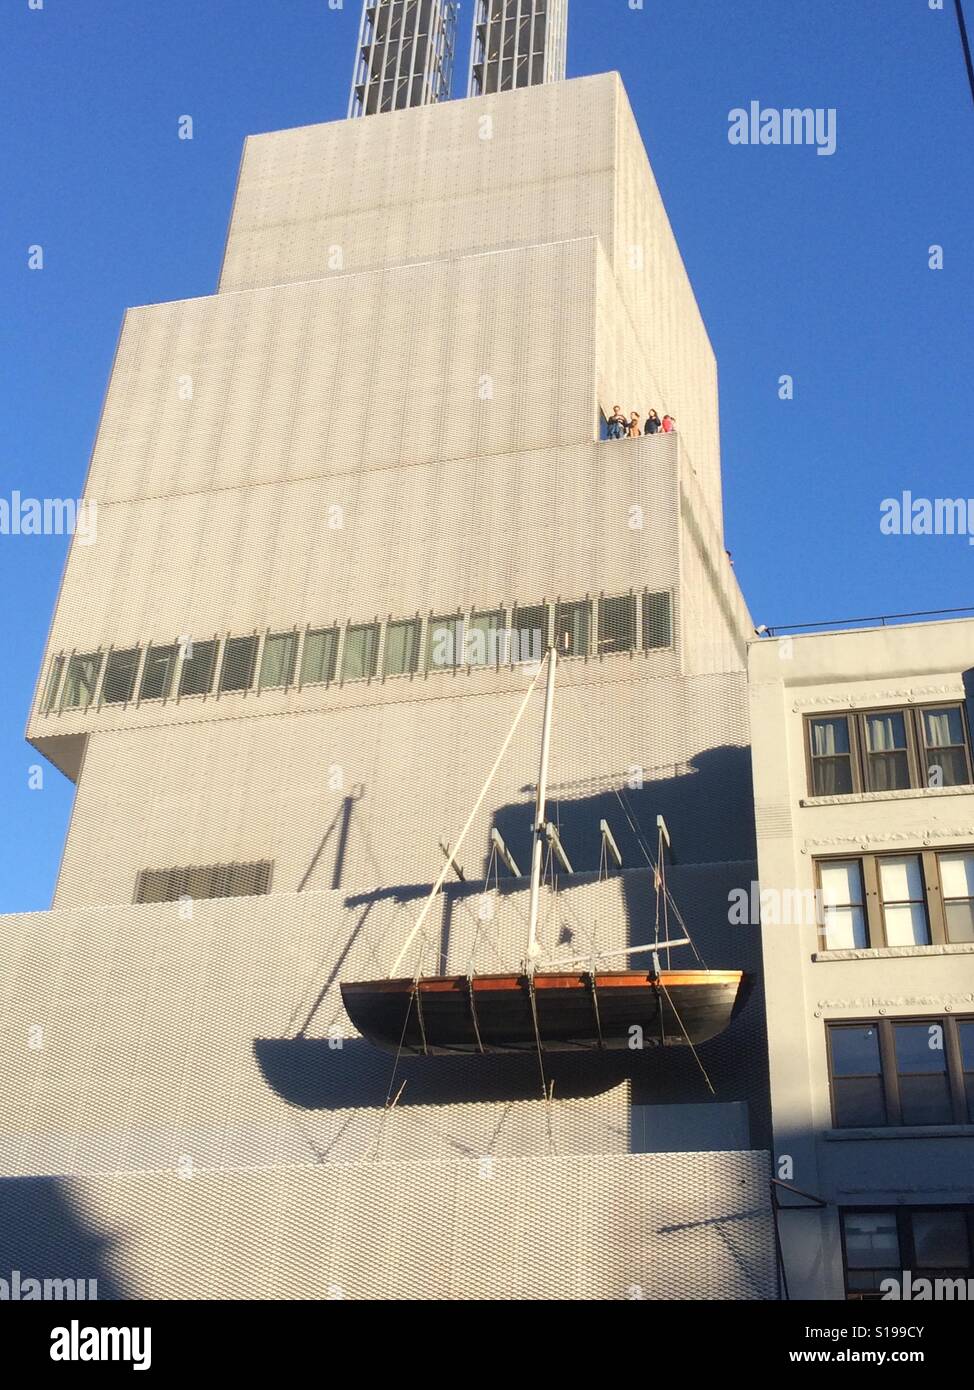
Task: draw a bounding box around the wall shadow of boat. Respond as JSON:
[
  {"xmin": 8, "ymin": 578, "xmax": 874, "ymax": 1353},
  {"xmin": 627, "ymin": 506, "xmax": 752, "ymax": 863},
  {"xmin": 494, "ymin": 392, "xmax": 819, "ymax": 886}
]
[{"xmin": 253, "ymin": 1035, "xmax": 647, "ymax": 1110}]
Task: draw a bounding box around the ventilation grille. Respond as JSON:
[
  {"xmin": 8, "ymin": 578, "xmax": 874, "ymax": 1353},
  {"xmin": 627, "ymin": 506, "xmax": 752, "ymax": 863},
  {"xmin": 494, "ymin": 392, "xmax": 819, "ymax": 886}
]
[{"xmin": 134, "ymin": 860, "xmax": 273, "ymax": 905}]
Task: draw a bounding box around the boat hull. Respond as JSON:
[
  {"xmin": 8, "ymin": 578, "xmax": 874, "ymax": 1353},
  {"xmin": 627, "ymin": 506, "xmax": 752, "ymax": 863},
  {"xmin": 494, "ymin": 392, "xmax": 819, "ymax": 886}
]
[{"xmin": 340, "ymin": 969, "xmax": 751, "ymax": 1055}]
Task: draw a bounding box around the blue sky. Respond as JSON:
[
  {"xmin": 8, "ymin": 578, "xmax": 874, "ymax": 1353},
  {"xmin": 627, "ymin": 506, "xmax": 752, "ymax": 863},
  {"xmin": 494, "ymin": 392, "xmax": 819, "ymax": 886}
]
[{"xmin": 1, "ymin": 0, "xmax": 972, "ymax": 912}]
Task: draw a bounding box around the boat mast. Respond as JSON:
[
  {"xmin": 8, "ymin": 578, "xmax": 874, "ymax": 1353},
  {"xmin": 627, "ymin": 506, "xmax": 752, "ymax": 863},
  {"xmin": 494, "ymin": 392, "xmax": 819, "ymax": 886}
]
[
  {"xmin": 525, "ymin": 644, "xmax": 557, "ymax": 968},
  {"xmin": 387, "ymin": 655, "xmax": 547, "ymax": 978}
]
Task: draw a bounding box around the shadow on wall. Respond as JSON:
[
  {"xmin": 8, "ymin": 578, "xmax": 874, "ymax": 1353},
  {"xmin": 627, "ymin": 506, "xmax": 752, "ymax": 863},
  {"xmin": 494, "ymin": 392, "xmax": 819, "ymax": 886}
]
[
  {"xmin": 0, "ymin": 1176, "xmax": 130, "ymax": 1300},
  {"xmin": 294, "ymin": 746, "xmax": 755, "ymax": 895},
  {"xmin": 253, "ymin": 1036, "xmax": 637, "ymax": 1109},
  {"xmin": 492, "ymin": 743, "xmax": 756, "ymax": 880},
  {"xmin": 255, "ymin": 742, "xmax": 766, "ymax": 1133}
]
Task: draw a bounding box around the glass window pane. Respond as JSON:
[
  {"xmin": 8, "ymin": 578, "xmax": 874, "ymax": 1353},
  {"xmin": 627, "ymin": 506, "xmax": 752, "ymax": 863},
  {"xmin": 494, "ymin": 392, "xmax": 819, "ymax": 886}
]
[
  {"xmin": 846, "ymin": 1268, "xmax": 900, "ymax": 1293},
  {"xmin": 883, "ymin": 904, "xmax": 930, "ymax": 946},
  {"xmin": 598, "ymin": 594, "xmax": 636, "ymax": 655},
  {"xmin": 220, "ymin": 636, "xmax": 258, "ymax": 693},
  {"xmin": 823, "ymin": 906, "xmax": 868, "ymax": 950},
  {"xmin": 301, "ymin": 629, "xmax": 338, "ymax": 685},
  {"xmin": 865, "ymin": 712, "xmax": 907, "ymax": 752},
  {"xmin": 946, "ymin": 901, "xmax": 974, "ymax": 944},
  {"xmin": 427, "ymin": 615, "xmax": 464, "ymax": 672},
  {"xmin": 384, "ymin": 619, "xmax": 420, "ymax": 677},
  {"xmin": 922, "ymin": 708, "xmax": 969, "ymax": 786},
  {"xmin": 466, "ymin": 610, "xmax": 505, "ymax": 666},
  {"xmin": 342, "ymin": 624, "xmax": 379, "ymax": 681},
  {"xmin": 820, "ymin": 860, "xmax": 864, "ymax": 906},
  {"xmin": 258, "ymin": 633, "xmax": 297, "ymax": 690},
  {"xmin": 834, "ymin": 1077, "xmax": 887, "ymax": 1128},
  {"xmin": 139, "ymin": 645, "xmax": 177, "ymax": 701},
  {"xmin": 101, "ymin": 649, "xmax": 139, "ymax": 705},
  {"xmin": 554, "ymin": 601, "xmax": 590, "ymax": 658},
  {"xmin": 642, "ymin": 592, "xmax": 672, "ymax": 650},
  {"xmin": 810, "ymin": 719, "xmax": 853, "ymax": 795},
  {"xmin": 812, "ymin": 757, "xmax": 854, "ymax": 796},
  {"xmin": 43, "ymin": 656, "xmax": 65, "ymax": 712},
  {"xmin": 61, "ymin": 653, "xmax": 102, "ymax": 710},
  {"xmin": 879, "ymin": 856, "xmax": 929, "ymax": 945},
  {"xmin": 879, "ymin": 856, "xmax": 923, "ymax": 902},
  {"xmin": 939, "ymin": 852, "xmax": 974, "ymax": 899},
  {"xmin": 895, "ymin": 1022, "xmax": 952, "ymax": 1126},
  {"xmin": 923, "ymin": 708, "xmax": 964, "ymax": 748},
  {"xmin": 912, "ymin": 1211, "xmax": 970, "ymax": 1270},
  {"xmin": 178, "ymin": 640, "xmax": 218, "ymax": 697},
  {"xmin": 894, "ymin": 1022, "xmax": 948, "ymax": 1073},
  {"xmin": 863, "ymin": 712, "xmax": 911, "ymax": 791},
  {"xmin": 831, "ymin": 1024, "xmax": 881, "ymax": 1076},
  {"xmin": 811, "ymin": 718, "xmax": 850, "ymax": 757},
  {"xmin": 898, "ymin": 1076, "xmax": 954, "ymax": 1126},
  {"xmin": 511, "ymin": 605, "xmax": 546, "ymax": 664},
  {"xmin": 819, "ymin": 860, "xmax": 868, "ymax": 948},
  {"xmin": 865, "ymin": 751, "xmax": 911, "ymax": 792},
  {"xmin": 843, "ymin": 1212, "xmax": 900, "ymax": 1271},
  {"xmin": 925, "ymin": 748, "xmax": 969, "ymax": 787}
]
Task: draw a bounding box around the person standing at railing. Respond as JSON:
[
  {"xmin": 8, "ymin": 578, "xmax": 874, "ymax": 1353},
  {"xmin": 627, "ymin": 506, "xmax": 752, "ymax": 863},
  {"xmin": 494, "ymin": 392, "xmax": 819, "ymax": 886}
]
[
  {"xmin": 607, "ymin": 406, "xmax": 628, "ymax": 439},
  {"xmin": 644, "ymin": 409, "xmax": 661, "ymax": 435},
  {"xmin": 662, "ymin": 414, "xmax": 676, "ymax": 433},
  {"xmin": 627, "ymin": 411, "xmax": 642, "ymax": 438}
]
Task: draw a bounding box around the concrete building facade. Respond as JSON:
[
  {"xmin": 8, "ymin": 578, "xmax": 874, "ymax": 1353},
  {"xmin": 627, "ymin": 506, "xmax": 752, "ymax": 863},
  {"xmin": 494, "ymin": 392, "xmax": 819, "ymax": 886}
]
[
  {"xmin": 749, "ymin": 620, "xmax": 974, "ymax": 1300},
  {"xmin": 0, "ymin": 74, "xmax": 775, "ymax": 1299}
]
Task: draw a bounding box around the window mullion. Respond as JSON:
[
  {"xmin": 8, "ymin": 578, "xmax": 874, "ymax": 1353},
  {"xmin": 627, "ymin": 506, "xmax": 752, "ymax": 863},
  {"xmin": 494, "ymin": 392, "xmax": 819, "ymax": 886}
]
[
  {"xmin": 851, "ymin": 713, "xmax": 864, "ymax": 793},
  {"xmin": 944, "ymin": 1017, "xmax": 968, "ymax": 1125},
  {"xmin": 879, "ymin": 1021, "xmax": 902, "ymax": 1125},
  {"xmin": 908, "ymin": 707, "xmax": 924, "ymax": 790},
  {"xmin": 922, "ymin": 850, "xmax": 948, "ymax": 945},
  {"xmin": 861, "ymin": 855, "xmax": 883, "ymax": 948}
]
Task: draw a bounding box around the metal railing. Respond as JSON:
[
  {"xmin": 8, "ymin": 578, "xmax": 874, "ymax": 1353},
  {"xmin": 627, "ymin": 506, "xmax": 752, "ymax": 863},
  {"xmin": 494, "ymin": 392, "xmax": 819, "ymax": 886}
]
[{"xmin": 763, "ymin": 605, "xmax": 974, "ymax": 638}]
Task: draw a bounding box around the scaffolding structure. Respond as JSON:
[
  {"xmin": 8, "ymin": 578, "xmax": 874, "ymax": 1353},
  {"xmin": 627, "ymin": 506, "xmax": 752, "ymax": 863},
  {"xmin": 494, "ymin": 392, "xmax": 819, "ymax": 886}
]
[{"xmin": 349, "ymin": 0, "xmax": 458, "ymax": 117}]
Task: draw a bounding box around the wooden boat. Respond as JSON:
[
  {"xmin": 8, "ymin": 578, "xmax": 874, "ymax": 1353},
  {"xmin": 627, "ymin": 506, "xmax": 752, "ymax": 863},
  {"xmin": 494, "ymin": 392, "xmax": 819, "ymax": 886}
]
[
  {"xmin": 342, "ymin": 968, "xmax": 751, "ymax": 1055},
  {"xmin": 342, "ymin": 646, "xmax": 752, "ymax": 1058}
]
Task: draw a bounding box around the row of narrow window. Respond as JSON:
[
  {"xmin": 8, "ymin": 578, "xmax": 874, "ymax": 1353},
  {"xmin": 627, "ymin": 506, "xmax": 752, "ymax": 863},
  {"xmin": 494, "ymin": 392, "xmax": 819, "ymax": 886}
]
[{"xmin": 42, "ymin": 590, "xmax": 674, "ymax": 714}]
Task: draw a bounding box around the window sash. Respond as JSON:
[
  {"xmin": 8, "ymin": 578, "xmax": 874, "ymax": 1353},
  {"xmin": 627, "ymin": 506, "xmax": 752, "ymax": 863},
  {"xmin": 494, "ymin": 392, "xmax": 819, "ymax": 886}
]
[
  {"xmin": 466, "ymin": 610, "xmax": 505, "ymax": 667},
  {"xmin": 427, "ymin": 615, "xmax": 465, "ymax": 672},
  {"xmin": 828, "ymin": 1017, "xmax": 972, "ymax": 1129},
  {"xmin": 61, "ymin": 653, "xmax": 102, "ymax": 710},
  {"xmin": 642, "ymin": 591, "xmax": 672, "ymax": 650},
  {"xmin": 922, "ymin": 707, "xmax": 972, "ymax": 788},
  {"xmin": 178, "ymin": 640, "xmax": 219, "ymax": 698},
  {"xmin": 806, "ymin": 705, "xmax": 971, "ymax": 798},
  {"xmin": 842, "ymin": 1209, "xmax": 974, "ymax": 1298},
  {"xmin": 384, "ymin": 619, "xmax": 421, "ymax": 677},
  {"xmin": 139, "ymin": 645, "xmax": 177, "ymax": 701},
  {"xmin": 554, "ymin": 601, "xmax": 590, "ymax": 659},
  {"xmin": 341, "ymin": 624, "xmax": 379, "ymax": 681},
  {"xmin": 101, "ymin": 648, "xmax": 140, "ymax": 706},
  {"xmin": 220, "ymin": 636, "xmax": 259, "ymax": 693},
  {"xmin": 816, "ymin": 850, "xmax": 974, "ymax": 949},
  {"xmin": 511, "ymin": 605, "xmax": 547, "ymax": 665},
  {"xmin": 819, "ymin": 859, "xmax": 868, "ymax": 950},
  {"xmin": 300, "ymin": 628, "xmax": 338, "ymax": 686},
  {"xmin": 43, "ymin": 655, "xmax": 65, "ymax": 712},
  {"xmin": 598, "ymin": 594, "xmax": 637, "ymax": 655},
  {"xmin": 878, "ymin": 855, "xmax": 930, "ymax": 947},
  {"xmin": 258, "ymin": 633, "xmax": 297, "ymax": 690},
  {"xmin": 842, "ymin": 1211, "xmax": 901, "ymax": 1294},
  {"xmin": 809, "ymin": 717, "xmax": 854, "ymax": 796}
]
